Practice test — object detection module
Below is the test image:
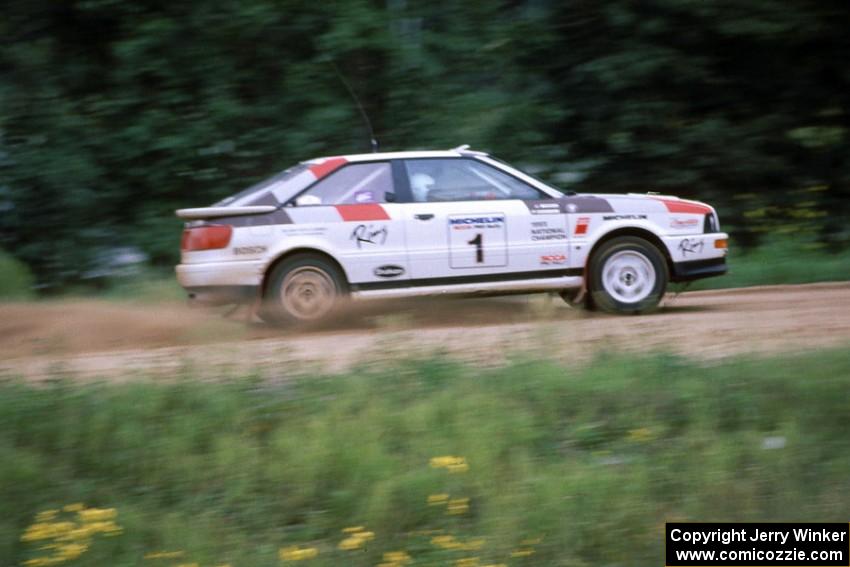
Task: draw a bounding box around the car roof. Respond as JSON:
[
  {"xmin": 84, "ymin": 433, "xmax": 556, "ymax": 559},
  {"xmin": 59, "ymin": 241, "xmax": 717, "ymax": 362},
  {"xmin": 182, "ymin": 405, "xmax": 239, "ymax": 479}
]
[{"xmin": 314, "ymin": 147, "xmax": 488, "ymax": 163}]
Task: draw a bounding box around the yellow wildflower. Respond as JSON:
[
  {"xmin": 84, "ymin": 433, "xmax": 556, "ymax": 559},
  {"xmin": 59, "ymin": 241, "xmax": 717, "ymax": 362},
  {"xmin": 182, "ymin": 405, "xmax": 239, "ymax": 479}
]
[
  {"xmin": 22, "ymin": 522, "xmax": 76, "ymax": 542},
  {"xmin": 342, "ymin": 526, "xmax": 365, "ymax": 533},
  {"xmin": 431, "ymin": 535, "xmax": 460, "ymax": 549},
  {"xmin": 144, "ymin": 551, "xmax": 185, "ymax": 559},
  {"xmin": 56, "ymin": 543, "xmax": 87, "ymax": 559},
  {"xmin": 78, "ymin": 508, "xmax": 116, "ymax": 523},
  {"xmin": 447, "ymin": 498, "xmax": 470, "ymax": 515},
  {"xmin": 455, "ymin": 558, "xmax": 479, "ymax": 567},
  {"xmin": 627, "ymin": 427, "xmax": 654, "ymax": 443},
  {"xmin": 338, "ymin": 537, "xmax": 364, "ymax": 550},
  {"xmin": 383, "ymin": 550, "xmax": 411, "ymax": 563},
  {"xmin": 279, "ymin": 545, "xmax": 319, "ymax": 560},
  {"xmin": 429, "ymin": 456, "xmax": 469, "ymax": 473},
  {"xmin": 21, "ymin": 504, "xmax": 122, "ymax": 566},
  {"xmin": 36, "ymin": 510, "xmax": 59, "ymax": 522},
  {"xmin": 427, "ymin": 493, "xmax": 450, "ymax": 506}
]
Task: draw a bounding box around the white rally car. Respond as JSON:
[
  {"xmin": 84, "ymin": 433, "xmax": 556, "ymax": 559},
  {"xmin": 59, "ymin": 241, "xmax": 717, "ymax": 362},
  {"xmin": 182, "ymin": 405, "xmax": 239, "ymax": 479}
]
[{"xmin": 176, "ymin": 146, "xmax": 727, "ymax": 322}]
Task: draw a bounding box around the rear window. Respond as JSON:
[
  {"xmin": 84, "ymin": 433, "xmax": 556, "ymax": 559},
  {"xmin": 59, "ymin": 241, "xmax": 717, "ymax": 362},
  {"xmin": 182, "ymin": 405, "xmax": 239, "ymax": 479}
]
[
  {"xmin": 214, "ymin": 163, "xmax": 309, "ymax": 206},
  {"xmin": 294, "ymin": 162, "xmax": 393, "ymax": 206}
]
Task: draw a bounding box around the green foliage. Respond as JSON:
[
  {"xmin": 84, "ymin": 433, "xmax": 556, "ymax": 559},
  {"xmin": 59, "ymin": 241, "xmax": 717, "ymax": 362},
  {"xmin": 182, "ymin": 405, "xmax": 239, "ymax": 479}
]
[
  {"xmin": 0, "ymin": 248, "xmax": 34, "ymax": 299},
  {"xmin": 3, "ymin": 347, "xmax": 850, "ymax": 564},
  {"xmin": 1, "ymin": 0, "xmax": 848, "ymax": 286}
]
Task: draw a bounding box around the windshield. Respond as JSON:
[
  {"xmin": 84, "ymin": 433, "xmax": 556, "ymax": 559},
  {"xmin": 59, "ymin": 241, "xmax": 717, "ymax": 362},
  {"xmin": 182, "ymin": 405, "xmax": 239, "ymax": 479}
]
[{"xmin": 481, "ymin": 155, "xmax": 574, "ymax": 196}]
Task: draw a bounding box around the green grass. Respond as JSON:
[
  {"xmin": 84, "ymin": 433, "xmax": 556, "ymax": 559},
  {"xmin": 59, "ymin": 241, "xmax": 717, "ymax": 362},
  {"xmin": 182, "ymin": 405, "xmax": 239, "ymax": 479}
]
[
  {"xmin": 0, "ymin": 249, "xmax": 34, "ymax": 300},
  {"xmin": 3, "ymin": 347, "xmax": 850, "ymax": 566}
]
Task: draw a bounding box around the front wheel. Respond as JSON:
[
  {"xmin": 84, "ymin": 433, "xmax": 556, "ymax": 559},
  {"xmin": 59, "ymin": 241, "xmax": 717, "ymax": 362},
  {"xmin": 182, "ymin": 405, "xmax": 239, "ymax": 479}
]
[
  {"xmin": 262, "ymin": 254, "xmax": 348, "ymax": 325},
  {"xmin": 588, "ymin": 236, "xmax": 668, "ymax": 314}
]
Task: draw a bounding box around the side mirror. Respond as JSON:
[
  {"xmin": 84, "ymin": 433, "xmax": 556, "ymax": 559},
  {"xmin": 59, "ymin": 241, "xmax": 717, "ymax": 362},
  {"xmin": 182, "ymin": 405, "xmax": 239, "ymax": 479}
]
[{"xmin": 385, "ymin": 191, "xmax": 396, "ymax": 203}]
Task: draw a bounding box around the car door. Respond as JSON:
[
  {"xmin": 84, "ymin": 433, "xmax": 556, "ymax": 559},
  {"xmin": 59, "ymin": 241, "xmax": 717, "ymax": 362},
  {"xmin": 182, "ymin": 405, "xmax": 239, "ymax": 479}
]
[
  {"xmin": 284, "ymin": 161, "xmax": 410, "ymax": 285},
  {"xmin": 399, "ymin": 158, "xmax": 570, "ymax": 281}
]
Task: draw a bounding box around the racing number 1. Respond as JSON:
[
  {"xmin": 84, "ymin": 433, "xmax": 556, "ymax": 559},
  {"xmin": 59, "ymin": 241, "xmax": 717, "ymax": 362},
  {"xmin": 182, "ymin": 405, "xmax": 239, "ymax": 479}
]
[
  {"xmin": 448, "ymin": 213, "xmax": 506, "ymax": 269},
  {"xmin": 467, "ymin": 233, "xmax": 483, "ymax": 263}
]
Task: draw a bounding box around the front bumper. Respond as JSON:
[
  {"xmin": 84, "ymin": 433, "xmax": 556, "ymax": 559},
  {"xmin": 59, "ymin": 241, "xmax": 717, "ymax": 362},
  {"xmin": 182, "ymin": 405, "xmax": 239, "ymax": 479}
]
[{"xmin": 671, "ymin": 257, "xmax": 728, "ymax": 282}]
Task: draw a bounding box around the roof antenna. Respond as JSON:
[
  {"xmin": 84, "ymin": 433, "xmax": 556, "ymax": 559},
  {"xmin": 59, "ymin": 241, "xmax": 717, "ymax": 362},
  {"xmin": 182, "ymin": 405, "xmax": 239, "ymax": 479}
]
[{"xmin": 329, "ymin": 60, "xmax": 379, "ymax": 153}]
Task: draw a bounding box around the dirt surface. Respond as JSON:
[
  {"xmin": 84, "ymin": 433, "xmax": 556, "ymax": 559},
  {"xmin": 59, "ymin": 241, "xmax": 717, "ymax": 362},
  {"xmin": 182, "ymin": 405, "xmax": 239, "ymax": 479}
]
[{"xmin": 2, "ymin": 282, "xmax": 849, "ymax": 380}]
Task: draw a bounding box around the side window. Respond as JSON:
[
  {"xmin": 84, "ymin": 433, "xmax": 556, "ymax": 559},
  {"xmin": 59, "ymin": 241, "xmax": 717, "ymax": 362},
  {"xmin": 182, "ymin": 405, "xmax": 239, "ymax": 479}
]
[
  {"xmin": 295, "ymin": 162, "xmax": 393, "ymax": 206},
  {"xmin": 404, "ymin": 159, "xmax": 546, "ymax": 202}
]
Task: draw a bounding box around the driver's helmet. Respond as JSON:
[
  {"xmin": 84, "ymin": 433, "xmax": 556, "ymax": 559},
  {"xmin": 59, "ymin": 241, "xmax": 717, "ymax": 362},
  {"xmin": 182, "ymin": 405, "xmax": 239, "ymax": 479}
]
[{"xmin": 410, "ymin": 173, "xmax": 435, "ymax": 202}]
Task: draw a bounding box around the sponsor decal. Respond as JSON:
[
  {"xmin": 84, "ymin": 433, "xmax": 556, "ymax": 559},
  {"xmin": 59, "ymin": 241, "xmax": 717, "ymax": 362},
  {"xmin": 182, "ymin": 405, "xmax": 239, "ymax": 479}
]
[
  {"xmin": 233, "ymin": 245, "xmax": 267, "ymax": 255},
  {"xmin": 351, "ymin": 224, "xmax": 389, "ymax": 248},
  {"xmin": 602, "ymin": 214, "xmax": 647, "ymax": 221},
  {"xmin": 540, "ymin": 254, "xmax": 567, "ymax": 265},
  {"xmin": 280, "ymin": 227, "xmax": 327, "ymax": 236},
  {"xmin": 529, "ymin": 201, "xmax": 561, "ymax": 215},
  {"xmin": 374, "ymin": 264, "xmax": 405, "ymax": 278},
  {"xmin": 531, "ymin": 220, "xmax": 567, "ymax": 241},
  {"xmin": 449, "ymin": 214, "xmax": 505, "ymax": 230},
  {"xmin": 678, "ymin": 238, "xmax": 705, "ymax": 256},
  {"xmin": 449, "ymin": 215, "xmax": 505, "ymax": 225},
  {"xmin": 574, "ymin": 217, "xmax": 590, "ymax": 236},
  {"xmin": 448, "ymin": 213, "xmax": 508, "ymax": 268},
  {"xmin": 670, "ymin": 217, "xmax": 700, "ymax": 229}
]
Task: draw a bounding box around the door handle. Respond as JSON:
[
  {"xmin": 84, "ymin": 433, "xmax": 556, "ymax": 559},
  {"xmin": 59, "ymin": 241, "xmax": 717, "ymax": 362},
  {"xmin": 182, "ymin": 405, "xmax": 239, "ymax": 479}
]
[{"xmin": 414, "ymin": 214, "xmax": 434, "ymax": 221}]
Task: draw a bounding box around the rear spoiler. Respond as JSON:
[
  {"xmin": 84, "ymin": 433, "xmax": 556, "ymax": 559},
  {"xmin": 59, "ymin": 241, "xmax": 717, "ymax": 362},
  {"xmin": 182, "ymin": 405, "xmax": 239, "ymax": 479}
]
[{"xmin": 175, "ymin": 206, "xmax": 277, "ymax": 220}]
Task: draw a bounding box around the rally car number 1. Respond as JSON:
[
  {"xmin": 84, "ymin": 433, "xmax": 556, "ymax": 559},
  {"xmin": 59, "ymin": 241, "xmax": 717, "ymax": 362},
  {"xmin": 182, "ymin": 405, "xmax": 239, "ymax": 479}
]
[{"xmin": 448, "ymin": 213, "xmax": 508, "ymax": 269}]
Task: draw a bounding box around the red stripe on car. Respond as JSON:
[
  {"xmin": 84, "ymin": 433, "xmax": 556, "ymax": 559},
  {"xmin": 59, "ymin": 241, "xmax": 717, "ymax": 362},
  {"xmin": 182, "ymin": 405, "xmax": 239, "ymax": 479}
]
[
  {"xmin": 651, "ymin": 197, "xmax": 712, "ymax": 215},
  {"xmin": 308, "ymin": 157, "xmax": 347, "ymax": 179},
  {"xmin": 335, "ymin": 204, "xmax": 391, "ymax": 222}
]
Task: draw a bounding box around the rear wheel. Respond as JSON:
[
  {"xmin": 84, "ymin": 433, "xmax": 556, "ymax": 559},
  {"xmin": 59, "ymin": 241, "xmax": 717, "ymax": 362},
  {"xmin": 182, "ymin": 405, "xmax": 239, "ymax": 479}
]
[
  {"xmin": 588, "ymin": 236, "xmax": 668, "ymax": 314},
  {"xmin": 262, "ymin": 254, "xmax": 347, "ymax": 325}
]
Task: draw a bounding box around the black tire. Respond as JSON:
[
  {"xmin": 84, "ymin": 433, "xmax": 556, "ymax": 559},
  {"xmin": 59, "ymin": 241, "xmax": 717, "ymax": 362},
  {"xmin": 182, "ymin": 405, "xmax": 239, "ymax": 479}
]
[
  {"xmin": 261, "ymin": 253, "xmax": 348, "ymax": 325},
  {"xmin": 587, "ymin": 236, "xmax": 668, "ymax": 314}
]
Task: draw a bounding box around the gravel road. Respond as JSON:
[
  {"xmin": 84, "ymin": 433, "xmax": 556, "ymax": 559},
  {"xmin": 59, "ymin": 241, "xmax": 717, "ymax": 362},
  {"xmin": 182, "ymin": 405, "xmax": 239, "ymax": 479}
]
[{"xmin": 2, "ymin": 282, "xmax": 849, "ymax": 380}]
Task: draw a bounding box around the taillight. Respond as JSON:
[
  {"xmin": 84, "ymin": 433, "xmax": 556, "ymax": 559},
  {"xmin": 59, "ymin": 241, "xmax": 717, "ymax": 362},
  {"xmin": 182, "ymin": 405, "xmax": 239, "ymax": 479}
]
[{"xmin": 181, "ymin": 225, "xmax": 233, "ymax": 251}]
